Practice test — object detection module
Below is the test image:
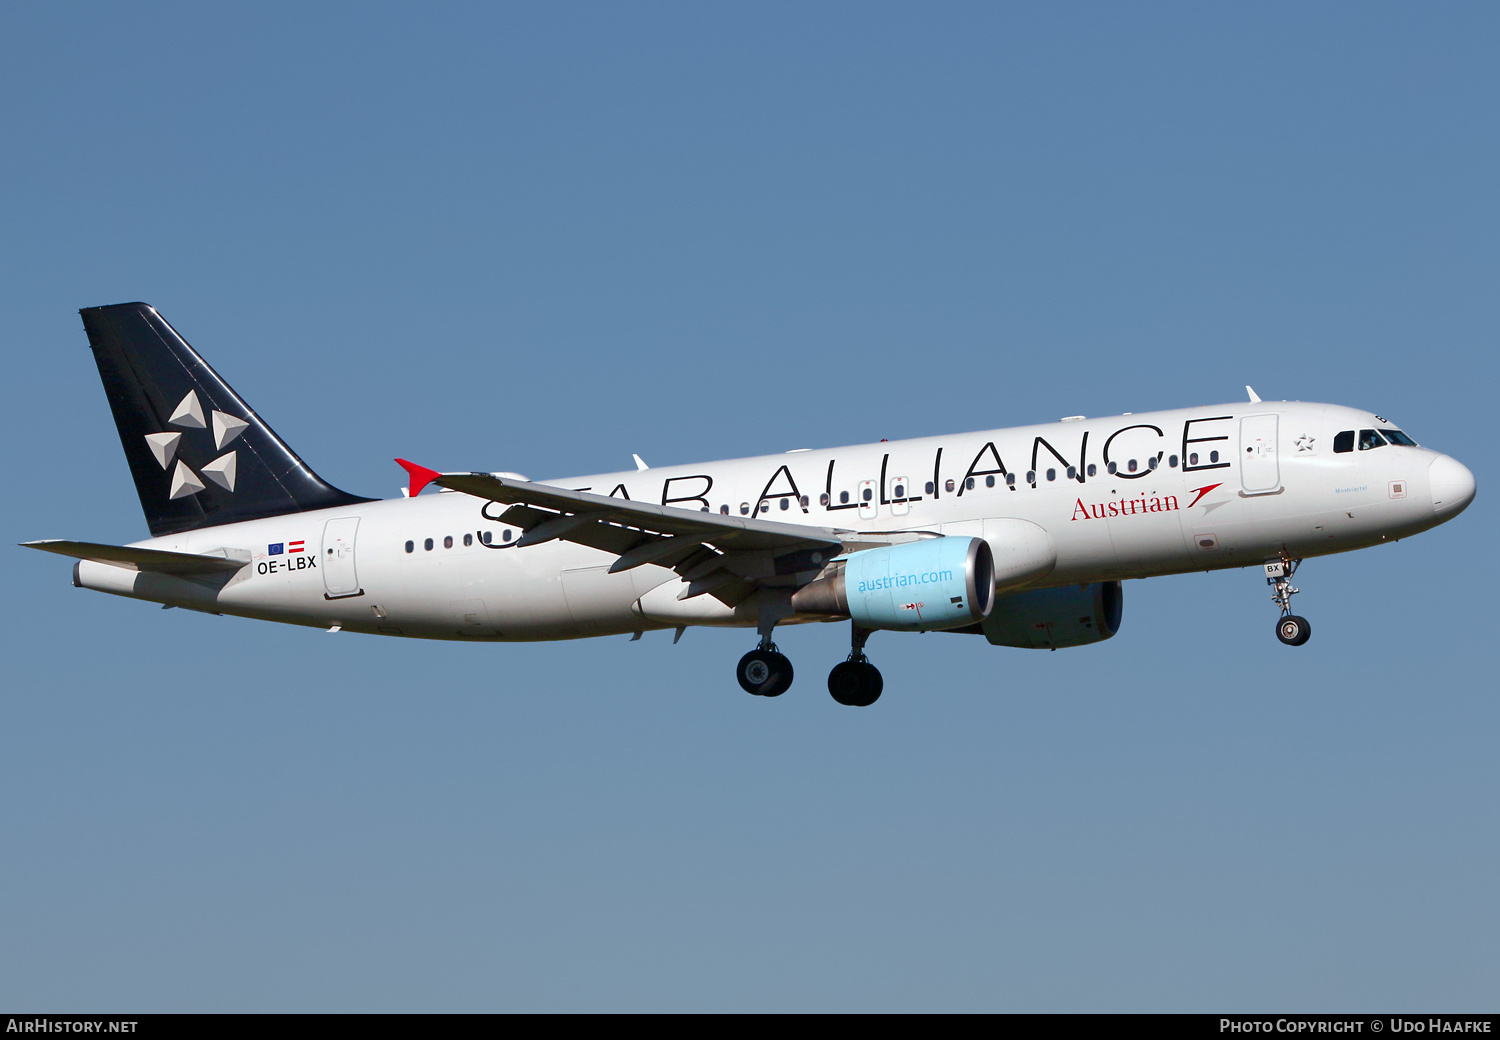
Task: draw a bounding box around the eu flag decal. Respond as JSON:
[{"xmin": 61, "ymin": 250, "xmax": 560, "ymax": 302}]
[{"xmin": 268, "ymin": 543, "xmax": 284, "ymax": 555}]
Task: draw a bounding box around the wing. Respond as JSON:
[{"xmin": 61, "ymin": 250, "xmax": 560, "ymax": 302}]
[
  {"xmin": 432, "ymin": 471, "xmax": 851, "ymax": 606},
  {"xmin": 22, "ymin": 539, "xmax": 248, "ymax": 575}
]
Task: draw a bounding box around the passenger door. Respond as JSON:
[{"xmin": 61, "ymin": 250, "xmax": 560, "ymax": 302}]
[
  {"xmin": 321, "ymin": 517, "xmax": 362, "ymax": 598},
  {"xmin": 1240, "ymin": 414, "xmax": 1280, "ymax": 493}
]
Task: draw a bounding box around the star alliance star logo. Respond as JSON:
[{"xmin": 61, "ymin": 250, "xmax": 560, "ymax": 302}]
[
  {"xmin": 1295, "ymin": 434, "xmax": 1316, "ymax": 452},
  {"xmin": 143, "ymin": 390, "xmax": 248, "ymax": 499}
]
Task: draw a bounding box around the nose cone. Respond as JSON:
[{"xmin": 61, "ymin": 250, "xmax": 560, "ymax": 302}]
[{"xmin": 1429, "ymin": 454, "xmax": 1476, "ymax": 518}]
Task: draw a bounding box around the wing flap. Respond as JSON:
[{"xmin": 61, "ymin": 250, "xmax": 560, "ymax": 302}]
[{"xmin": 437, "ymin": 472, "xmax": 845, "ymax": 552}]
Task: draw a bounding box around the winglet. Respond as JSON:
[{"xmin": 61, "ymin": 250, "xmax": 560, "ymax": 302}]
[
  {"xmin": 1246, "ymin": 385, "xmax": 1262, "ymax": 403},
  {"xmin": 395, "ymin": 458, "xmax": 442, "ymax": 498}
]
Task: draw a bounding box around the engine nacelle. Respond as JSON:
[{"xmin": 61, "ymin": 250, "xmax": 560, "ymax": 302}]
[
  {"xmin": 978, "ymin": 581, "xmax": 1123, "ymax": 649},
  {"xmin": 791, "ymin": 537, "xmax": 995, "ymax": 632}
]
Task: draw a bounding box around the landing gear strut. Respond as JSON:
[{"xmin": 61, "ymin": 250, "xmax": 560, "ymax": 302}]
[
  {"xmin": 1266, "ymin": 554, "xmax": 1311, "ymax": 646},
  {"xmin": 828, "ymin": 626, "xmax": 883, "ymax": 707},
  {"xmin": 737, "ymin": 630, "xmax": 793, "ymax": 697}
]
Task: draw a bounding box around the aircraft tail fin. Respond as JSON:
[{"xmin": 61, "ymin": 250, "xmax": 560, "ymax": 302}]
[{"xmin": 79, "ymin": 302, "xmax": 372, "ymax": 537}]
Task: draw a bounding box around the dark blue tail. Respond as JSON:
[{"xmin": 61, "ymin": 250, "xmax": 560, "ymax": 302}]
[{"xmin": 80, "ymin": 302, "xmax": 372, "ymax": 537}]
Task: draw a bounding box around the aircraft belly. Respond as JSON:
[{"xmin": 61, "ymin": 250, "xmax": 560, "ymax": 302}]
[
  {"xmin": 561, "ymin": 564, "xmax": 657, "ymax": 634},
  {"xmin": 472, "ymin": 551, "xmax": 571, "ymax": 636},
  {"xmin": 1028, "ymin": 517, "xmax": 1113, "ymax": 585}
]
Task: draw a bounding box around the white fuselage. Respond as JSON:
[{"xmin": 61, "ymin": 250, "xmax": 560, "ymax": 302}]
[{"xmin": 75, "ymin": 401, "xmax": 1473, "ymax": 642}]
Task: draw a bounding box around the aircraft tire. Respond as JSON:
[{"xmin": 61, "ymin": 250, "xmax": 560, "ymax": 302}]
[
  {"xmin": 738, "ymin": 649, "xmax": 793, "ymax": 696},
  {"xmin": 1275, "ymin": 615, "xmax": 1311, "ymax": 646},
  {"xmin": 828, "ymin": 661, "xmax": 883, "ymax": 707}
]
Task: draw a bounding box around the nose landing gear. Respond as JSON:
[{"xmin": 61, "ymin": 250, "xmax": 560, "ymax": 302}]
[
  {"xmin": 1266, "ymin": 555, "xmax": 1311, "ymax": 646},
  {"xmin": 828, "ymin": 626, "xmax": 883, "ymax": 707}
]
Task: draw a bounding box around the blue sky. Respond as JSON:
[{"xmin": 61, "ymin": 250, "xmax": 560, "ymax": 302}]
[{"xmin": 3, "ymin": 2, "xmax": 1496, "ymax": 1010}]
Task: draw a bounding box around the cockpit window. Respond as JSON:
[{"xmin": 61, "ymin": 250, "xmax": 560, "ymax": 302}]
[
  {"xmin": 1334, "ymin": 431, "xmax": 1354, "ymax": 453},
  {"xmin": 1358, "ymin": 429, "xmax": 1387, "ymax": 450},
  {"xmin": 1381, "ymin": 428, "xmax": 1418, "ymax": 447}
]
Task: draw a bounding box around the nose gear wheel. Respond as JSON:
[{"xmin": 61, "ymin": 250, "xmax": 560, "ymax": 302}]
[
  {"xmin": 1266, "ymin": 553, "xmax": 1311, "ymax": 647},
  {"xmin": 1276, "ymin": 615, "xmax": 1311, "ymax": 646}
]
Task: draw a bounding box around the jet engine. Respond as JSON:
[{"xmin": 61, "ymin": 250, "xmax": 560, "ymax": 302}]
[
  {"xmin": 976, "ymin": 581, "xmax": 1123, "ymax": 649},
  {"xmin": 791, "ymin": 537, "xmax": 995, "ymax": 632}
]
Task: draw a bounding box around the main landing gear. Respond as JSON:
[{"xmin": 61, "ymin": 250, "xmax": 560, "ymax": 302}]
[
  {"xmin": 737, "ymin": 638, "xmax": 794, "ymax": 697},
  {"xmin": 828, "ymin": 626, "xmax": 882, "ymax": 708},
  {"xmin": 734, "ymin": 624, "xmax": 884, "ymax": 706},
  {"xmin": 1266, "ymin": 554, "xmax": 1311, "ymax": 647}
]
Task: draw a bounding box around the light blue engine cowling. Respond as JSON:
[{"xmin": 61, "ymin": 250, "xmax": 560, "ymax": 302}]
[{"xmin": 792, "ymin": 537, "xmax": 996, "ymax": 632}]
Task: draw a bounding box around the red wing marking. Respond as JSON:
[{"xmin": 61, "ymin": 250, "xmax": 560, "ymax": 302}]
[{"xmin": 396, "ymin": 458, "xmax": 442, "ymax": 498}]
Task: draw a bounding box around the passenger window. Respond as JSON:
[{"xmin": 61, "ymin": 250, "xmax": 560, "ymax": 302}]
[
  {"xmin": 800, "ymin": 496, "xmax": 809, "ymax": 507},
  {"xmin": 1128, "ymin": 460, "xmax": 1137, "ymax": 473},
  {"xmin": 838, "ymin": 492, "xmax": 849, "ymax": 505},
  {"xmin": 1148, "ymin": 457, "xmax": 1158, "ymax": 470},
  {"xmin": 463, "ymin": 533, "xmax": 473, "ymax": 547},
  {"xmin": 779, "ymin": 498, "xmax": 789, "ymax": 510},
  {"xmin": 1107, "ymin": 462, "xmax": 1118, "ymax": 475},
  {"xmin": 1087, "ymin": 464, "xmax": 1097, "ymax": 477},
  {"xmin": 741, "ymin": 502, "xmax": 751, "ymax": 514},
  {"xmin": 444, "ymin": 536, "xmax": 453, "ymax": 549},
  {"xmin": 1188, "ymin": 453, "xmax": 1198, "ymax": 466},
  {"xmin": 925, "ymin": 482, "xmax": 935, "ymax": 495},
  {"xmin": 945, "ymin": 479, "xmax": 955, "ymax": 492},
  {"xmin": 1025, "ymin": 471, "xmax": 1036, "ymax": 484},
  {"xmin": 502, "ymin": 530, "xmax": 513, "ymax": 543},
  {"xmin": 405, "ymin": 540, "xmax": 413, "ymax": 553},
  {"xmin": 482, "ymin": 531, "xmax": 492, "ymax": 544},
  {"xmin": 1046, "ymin": 468, "xmax": 1056, "ymax": 481},
  {"xmin": 1168, "ymin": 455, "xmax": 1178, "ymax": 468},
  {"xmin": 820, "ymin": 493, "xmax": 830, "ymax": 506},
  {"xmin": 1066, "ymin": 466, "xmax": 1076, "ymax": 479},
  {"xmin": 1210, "ymin": 451, "xmax": 1220, "ymax": 463},
  {"xmin": 1381, "ymin": 428, "xmax": 1416, "ymax": 446},
  {"xmin": 985, "ymin": 475, "xmax": 995, "ymax": 488},
  {"xmin": 862, "ymin": 487, "xmax": 873, "ymax": 501},
  {"xmin": 1358, "ymin": 429, "xmax": 1387, "ymax": 450},
  {"xmin": 720, "ymin": 505, "xmax": 729, "ymax": 514},
  {"xmin": 1005, "ymin": 473, "xmax": 1015, "ymax": 486},
  {"xmin": 760, "ymin": 501, "xmax": 770, "ymax": 513},
  {"xmin": 424, "ymin": 538, "xmax": 433, "ymax": 551},
  {"xmin": 965, "ymin": 478, "xmax": 975, "ymax": 490}
]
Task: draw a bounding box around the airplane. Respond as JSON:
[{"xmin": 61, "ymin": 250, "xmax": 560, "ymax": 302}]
[{"xmin": 25, "ymin": 303, "xmax": 1477, "ymax": 707}]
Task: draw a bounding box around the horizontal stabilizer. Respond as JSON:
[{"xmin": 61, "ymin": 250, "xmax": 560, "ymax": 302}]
[{"xmin": 21, "ymin": 539, "xmax": 248, "ymax": 574}]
